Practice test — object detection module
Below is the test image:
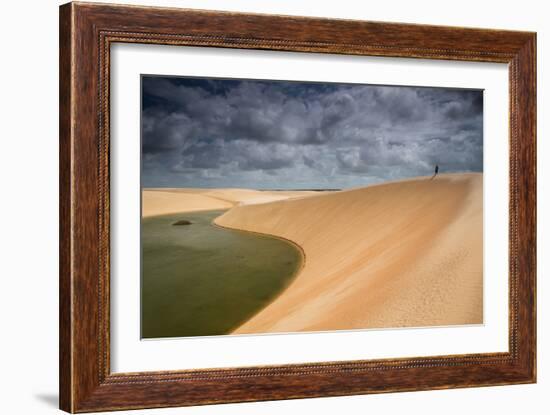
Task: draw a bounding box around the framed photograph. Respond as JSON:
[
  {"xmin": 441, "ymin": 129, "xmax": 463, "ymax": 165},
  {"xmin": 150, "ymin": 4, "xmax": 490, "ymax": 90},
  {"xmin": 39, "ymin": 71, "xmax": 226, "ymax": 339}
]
[{"xmin": 59, "ymin": 2, "xmax": 536, "ymax": 412}]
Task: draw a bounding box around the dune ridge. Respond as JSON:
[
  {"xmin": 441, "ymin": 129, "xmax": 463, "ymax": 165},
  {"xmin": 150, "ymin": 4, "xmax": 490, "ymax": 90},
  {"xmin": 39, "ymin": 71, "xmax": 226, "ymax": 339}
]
[
  {"xmin": 142, "ymin": 190, "xmax": 232, "ymax": 218},
  {"xmin": 215, "ymin": 173, "xmax": 483, "ymax": 334},
  {"xmin": 142, "ymin": 188, "xmax": 316, "ymax": 217}
]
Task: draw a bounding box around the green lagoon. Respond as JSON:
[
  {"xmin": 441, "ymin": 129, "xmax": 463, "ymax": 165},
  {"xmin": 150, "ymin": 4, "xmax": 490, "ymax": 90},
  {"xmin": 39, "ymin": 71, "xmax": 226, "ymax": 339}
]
[{"xmin": 141, "ymin": 210, "xmax": 302, "ymax": 338}]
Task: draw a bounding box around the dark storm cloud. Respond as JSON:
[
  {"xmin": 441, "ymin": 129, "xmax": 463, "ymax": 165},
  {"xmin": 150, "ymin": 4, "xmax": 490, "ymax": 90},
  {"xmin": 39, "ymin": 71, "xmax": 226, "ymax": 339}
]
[{"xmin": 141, "ymin": 76, "xmax": 483, "ymax": 189}]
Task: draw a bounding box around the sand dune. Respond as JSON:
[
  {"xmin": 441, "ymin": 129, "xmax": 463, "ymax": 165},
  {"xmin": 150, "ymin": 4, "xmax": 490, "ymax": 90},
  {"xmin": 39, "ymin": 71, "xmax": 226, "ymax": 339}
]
[
  {"xmin": 142, "ymin": 188, "xmax": 316, "ymax": 217},
  {"xmin": 215, "ymin": 173, "xmax": 483, "ymax": 333},
  {"xmin": 142, "ymin": 190, "xmax": 233, "ymax": 218},
  {"xmin": 201, "ymin": 189, "xmax": 295, "ymax": 205}
]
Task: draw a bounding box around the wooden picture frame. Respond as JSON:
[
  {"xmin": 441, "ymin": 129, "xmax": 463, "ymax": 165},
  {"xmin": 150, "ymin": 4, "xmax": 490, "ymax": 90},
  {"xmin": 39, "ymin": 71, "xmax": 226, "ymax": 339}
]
[{"xmin": 59, "ymin": 2, "xmax": 536, "ymax": 412}]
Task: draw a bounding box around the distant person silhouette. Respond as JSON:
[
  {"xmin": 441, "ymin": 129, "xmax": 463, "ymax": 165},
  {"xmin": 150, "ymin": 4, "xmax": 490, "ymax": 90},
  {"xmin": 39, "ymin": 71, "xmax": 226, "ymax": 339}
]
[{"xmin": 431, "ymin": 164, "xmax": 439, "ymax": 180}]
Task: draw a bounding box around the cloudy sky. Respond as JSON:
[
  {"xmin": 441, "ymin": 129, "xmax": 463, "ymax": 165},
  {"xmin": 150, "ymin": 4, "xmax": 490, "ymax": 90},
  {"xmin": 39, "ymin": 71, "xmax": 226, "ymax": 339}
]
[{"xmin": 142, "ymin": 76, "xmax": 483, "ymax": 189}]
